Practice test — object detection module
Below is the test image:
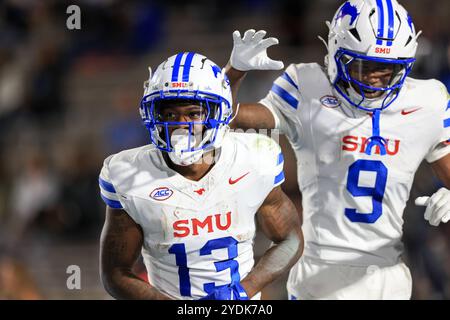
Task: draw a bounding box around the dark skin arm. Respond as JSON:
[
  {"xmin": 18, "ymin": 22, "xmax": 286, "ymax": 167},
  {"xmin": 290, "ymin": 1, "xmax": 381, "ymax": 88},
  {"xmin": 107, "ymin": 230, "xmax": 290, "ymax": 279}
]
[
  {"xmin": 224, "ymin": 63, "xmax": 276, "ymax": 130},
  {"xmin": 100, "ymin": 207, "xmax": 171, "ymax": 300},
  {"xmin": 431, "ymin": 153, "xmax": 450, "ymax": 187},
  {"xmin": 240, "ymin": 185, "xmax": 303, "ymax": 298}
]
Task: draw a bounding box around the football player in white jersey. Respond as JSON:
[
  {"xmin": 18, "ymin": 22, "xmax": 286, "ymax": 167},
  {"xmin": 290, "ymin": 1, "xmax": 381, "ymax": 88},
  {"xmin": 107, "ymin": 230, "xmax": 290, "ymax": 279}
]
[
  {"xmin": 225, "ymin": 0, "xmax": 450, "ymax": 299},
  {"xmin": 98, "ymin": 52, "xmax": 303, "ymax": 300}
]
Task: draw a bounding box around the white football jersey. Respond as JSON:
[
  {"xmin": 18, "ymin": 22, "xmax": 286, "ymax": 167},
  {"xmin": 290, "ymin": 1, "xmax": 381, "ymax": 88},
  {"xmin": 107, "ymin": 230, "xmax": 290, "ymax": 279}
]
[
  {"xmin": 99, "ymin": 132, "xmax": 285, "ymax": 299},
  {"xmin": 261, "ymin": 63, "xmax": 450, "ymax": 267}
]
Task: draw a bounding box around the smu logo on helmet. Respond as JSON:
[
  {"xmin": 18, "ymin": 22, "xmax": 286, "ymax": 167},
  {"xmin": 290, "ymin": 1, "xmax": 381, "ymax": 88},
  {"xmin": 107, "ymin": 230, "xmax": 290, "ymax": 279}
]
[
  {"xmin": 150, "ymin": 187, "xmax": 173, "ymax": 201},
  {"xmin": 320, "ymin": 95, "xmax": 340, "ymax": 108},
  {"xmin": 171, "ymin": 82, "xmax": 189, "ymax": 88},
  {"xmin": 375, "ymin": 47, "xmax": 391, "ymax": 54}
]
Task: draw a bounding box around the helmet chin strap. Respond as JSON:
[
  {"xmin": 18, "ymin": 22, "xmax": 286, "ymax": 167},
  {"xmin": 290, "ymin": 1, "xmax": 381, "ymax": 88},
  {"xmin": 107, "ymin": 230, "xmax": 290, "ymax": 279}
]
[
  {"xmin": 365, "ymin": 109, "xmax": 387, "ymax": 156},
  {"xmin": 209, "ymin": 125, "xmax": 229, "ymax": 148},
  {"xmin": 168, "ymin": 130, "xmax": 204, "ymax": 166},
  {"xmin": 334, "ymin": 85, "xmax": 388, "ymax": 155},
  {"xmin": 347, "ymin": 86, "xmax": 389, "ymax": 155}
]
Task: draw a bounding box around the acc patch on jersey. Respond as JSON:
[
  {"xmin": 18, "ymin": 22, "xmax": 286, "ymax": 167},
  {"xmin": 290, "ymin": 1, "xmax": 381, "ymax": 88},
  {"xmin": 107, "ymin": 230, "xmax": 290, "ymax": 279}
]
[
  {"xmin": 150, "ymin": 187, "xmax": 173, "ymax": 201},
  {"xmin": 320, "ymin": 95, "xmax": 341, "ymax": 108}
]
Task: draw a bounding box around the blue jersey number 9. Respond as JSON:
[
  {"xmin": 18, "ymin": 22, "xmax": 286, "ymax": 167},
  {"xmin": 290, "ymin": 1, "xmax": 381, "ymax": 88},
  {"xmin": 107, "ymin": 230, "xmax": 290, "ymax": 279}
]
[{"xmin": 345, "ymin": 159, "xmax": 388, "ymax": 223}]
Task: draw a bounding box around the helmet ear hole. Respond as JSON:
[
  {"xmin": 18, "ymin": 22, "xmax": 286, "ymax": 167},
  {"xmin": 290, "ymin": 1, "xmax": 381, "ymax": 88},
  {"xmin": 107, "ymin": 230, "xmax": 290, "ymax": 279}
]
[
  {"xmin": 349, "ymin": 28, "xmax": 361, "ymax": 42},
  {"xmin": 405, "ymin": 36, "xmax": 412, "ymax": 46}
]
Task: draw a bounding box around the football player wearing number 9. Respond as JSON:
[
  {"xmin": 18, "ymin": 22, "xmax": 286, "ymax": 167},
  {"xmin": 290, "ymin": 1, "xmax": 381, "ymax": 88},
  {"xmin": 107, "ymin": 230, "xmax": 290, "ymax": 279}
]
[
  {"xmin": 98, "ymin": 52, "xmax": 303, "ymax": 300},
  {"xmin": 225, "ymin": 0, "xmax": 450, "ymax": 299}
]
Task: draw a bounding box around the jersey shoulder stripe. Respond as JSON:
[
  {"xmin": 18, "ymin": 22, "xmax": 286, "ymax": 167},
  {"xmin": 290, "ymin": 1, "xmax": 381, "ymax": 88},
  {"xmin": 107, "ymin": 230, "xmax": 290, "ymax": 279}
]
[
  {"xmin": 271, "ymin": 83, "xmax": 298, "ymax": 109},
  {"xmin": 281, "ymin": 72, "xmax": 299, "ymax": 90}
]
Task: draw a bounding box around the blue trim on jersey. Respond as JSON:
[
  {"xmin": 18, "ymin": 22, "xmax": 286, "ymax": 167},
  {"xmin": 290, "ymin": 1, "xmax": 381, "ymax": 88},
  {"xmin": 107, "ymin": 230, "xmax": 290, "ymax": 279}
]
[
  {"xmin": 182, "ymin": 52, "xmax": 195, "ymax": 82},
  {"xmin": 386, "ymin": 0, "xmax": 394, "ymax": 46},
  {"xmin": 171, "ymin": 52, "xmax": 184, "ymax": 82},
  {"xmin": 277, "ymin": 152, "xmax": 284, "ymax": 165},
  {"xmin": 376, "ymin": 0, "xmax": 384, "ymax": 45},
  {"xmin": 281, "ymin": 72, "xmax": 298, "ymax": 90},
  {"xmin": 271, "ymin": 84, "xmax": 298, "ymax": 109},
  {"xmin": 444, "ymin": 118, "xmax": 450, "ymax": 128},
  {"xmin": 101, "ymin": 194, "xmax": 123, "ymax": 209},
  {"xmin": 274, "ymin": 171, "xmax": 285, "ymax": 185},
  {"xmin": 99, "ymin": 177, "xmax": 116, "ymax": 193}
]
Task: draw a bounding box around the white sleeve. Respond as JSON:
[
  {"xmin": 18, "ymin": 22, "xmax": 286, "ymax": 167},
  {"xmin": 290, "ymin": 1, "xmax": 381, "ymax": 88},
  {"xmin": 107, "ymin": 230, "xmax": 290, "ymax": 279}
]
[
  {"xmin": 99, "ymin": 155, "xmax": 125, "ymax": 209},
  {"xmin": 253, "ymin": 135, "xmax": 286, "ymax": 191},
  {"xmin": 425, "ymin": 82, "xmax": 450, "ymax": 163},
  {"xmin": 259, "ymin": 64, "xmax": 302, "ymax": 143}
]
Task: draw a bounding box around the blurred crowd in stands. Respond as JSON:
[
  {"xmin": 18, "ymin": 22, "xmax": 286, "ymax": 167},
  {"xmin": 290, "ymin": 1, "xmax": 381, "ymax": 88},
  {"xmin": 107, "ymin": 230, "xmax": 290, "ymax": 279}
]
[{"xmin": 0, "ymin": 0, "xmax": 449, "ymax": 299}]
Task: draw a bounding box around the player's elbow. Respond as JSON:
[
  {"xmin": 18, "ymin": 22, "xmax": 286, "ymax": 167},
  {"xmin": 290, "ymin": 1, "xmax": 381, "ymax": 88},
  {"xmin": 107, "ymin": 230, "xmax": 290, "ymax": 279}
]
[
  {"xmin": 100, "ymin": 268, "xmax": 117, "ymax": 298},
  {"xmin": 100, "ymin": 266, "xmax": 128, "ymax": 299}
]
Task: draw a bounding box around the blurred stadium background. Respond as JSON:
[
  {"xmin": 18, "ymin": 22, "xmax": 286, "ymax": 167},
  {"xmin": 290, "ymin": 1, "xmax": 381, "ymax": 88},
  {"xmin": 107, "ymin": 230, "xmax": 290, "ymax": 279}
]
[{"xmin": 0, "ymin": 0, "xmax": 449, "ymax": 300}]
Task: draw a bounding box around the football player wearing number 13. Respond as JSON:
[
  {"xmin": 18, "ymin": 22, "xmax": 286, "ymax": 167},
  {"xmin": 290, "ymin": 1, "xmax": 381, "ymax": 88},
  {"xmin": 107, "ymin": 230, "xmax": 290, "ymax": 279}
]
[
  {"xmin": 98, "ymin": 52, "xmax": 303, "ymax": 300},
  {"xmin": 226, "ymin": 0, "xmax": 450, "ymax": 299}
]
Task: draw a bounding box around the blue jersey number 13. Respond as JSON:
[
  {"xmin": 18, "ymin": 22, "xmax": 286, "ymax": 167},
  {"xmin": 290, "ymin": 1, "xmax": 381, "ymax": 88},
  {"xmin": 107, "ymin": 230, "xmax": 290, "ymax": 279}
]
[{"xmin": 168, "ymin": 236, "xmax": 241, "ymax": 297}]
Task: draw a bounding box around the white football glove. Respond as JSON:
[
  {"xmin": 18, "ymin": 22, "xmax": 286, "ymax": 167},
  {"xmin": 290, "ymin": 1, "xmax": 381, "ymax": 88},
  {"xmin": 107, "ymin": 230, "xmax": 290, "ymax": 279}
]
[
  {"xmin": 415, "ymin": 187, "xmax": 450, "ymax": 226},
  {"xmin": 230, "ymin": 29, "xmax": 284, "ymax": 72}
]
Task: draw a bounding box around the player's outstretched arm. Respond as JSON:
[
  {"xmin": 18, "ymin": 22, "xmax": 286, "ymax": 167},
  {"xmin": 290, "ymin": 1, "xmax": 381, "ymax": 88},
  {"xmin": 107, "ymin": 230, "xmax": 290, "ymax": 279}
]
[
  {"xmin": 100, "ymin": 207, "xmax": 171, "ymax": 300},
  {"xmin": 431, "ymin": 153, "xmax": 450, "ymax": 187},
  {"xmin": 225, "ymin": 29, "xmax": 282, "ymax": 131},
  {"xmin": 414, "ymin": 153, "xmax": 450, "ymax": 226},
  {"xmin": 240, "ymin": 186, "xmax": 303, "ymax": 298}
]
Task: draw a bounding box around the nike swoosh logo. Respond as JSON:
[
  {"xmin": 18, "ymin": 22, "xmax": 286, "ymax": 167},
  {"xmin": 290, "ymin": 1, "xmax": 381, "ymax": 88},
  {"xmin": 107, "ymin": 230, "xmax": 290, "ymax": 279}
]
[
  {"xmin": 229, "ymin": 172, "xmax": 250, "ymax": 185},
  {"xmin": 401, "ymin": 108, "xmax": 421, "ymax": 115}
]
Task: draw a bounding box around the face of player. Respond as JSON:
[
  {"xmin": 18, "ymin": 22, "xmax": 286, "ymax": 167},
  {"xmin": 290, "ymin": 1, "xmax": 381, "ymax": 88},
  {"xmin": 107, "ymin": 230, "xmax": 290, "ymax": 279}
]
[
  {"xmin": 154, "ymin": 100, "xmax": 209, "ymax": 147},
  {"xmin": 348, "ymin": 59, "xmax": 400, "ymax": 99}
]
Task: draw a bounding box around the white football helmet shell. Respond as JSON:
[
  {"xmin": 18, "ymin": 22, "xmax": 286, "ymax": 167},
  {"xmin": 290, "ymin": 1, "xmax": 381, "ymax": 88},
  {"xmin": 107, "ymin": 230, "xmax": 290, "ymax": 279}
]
[
  {"xmin": 326, "ymin": 0, "xmax": 419, "ymax": 110},
  {"xmin": 327, "ymin": 0, "xmax": 419, "ymax": 79},
  {"xmin": 140, "ymin": 52, "xmax": 233, "ymax": 160}
]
